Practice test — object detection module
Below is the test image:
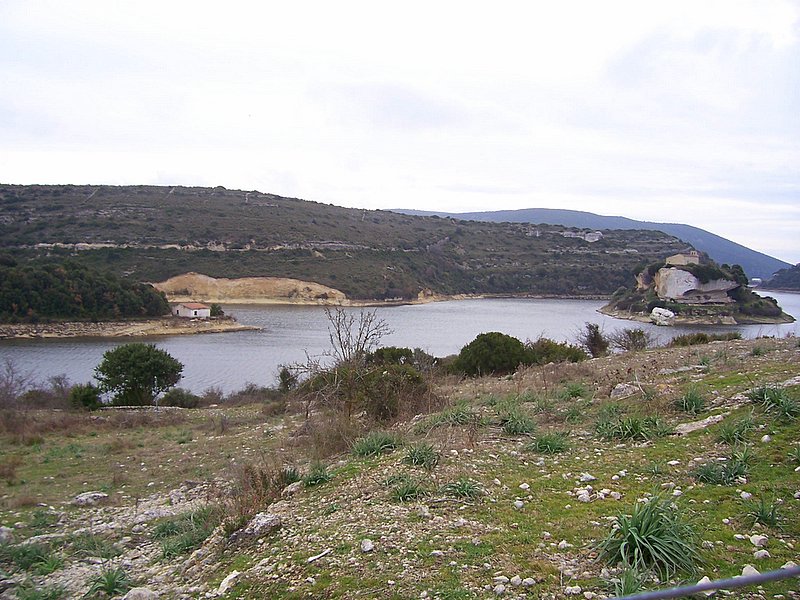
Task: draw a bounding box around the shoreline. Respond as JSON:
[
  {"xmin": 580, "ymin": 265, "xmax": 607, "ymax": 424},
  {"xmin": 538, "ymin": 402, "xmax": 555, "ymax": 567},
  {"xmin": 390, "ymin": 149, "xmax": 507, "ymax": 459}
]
[
  {"xmin": 0, "ymin": 316, "xmax": 259, "ymax": 340},
  {"xmin": 598, "ymin": 305, "xmax": 796, "ymax": 326}
]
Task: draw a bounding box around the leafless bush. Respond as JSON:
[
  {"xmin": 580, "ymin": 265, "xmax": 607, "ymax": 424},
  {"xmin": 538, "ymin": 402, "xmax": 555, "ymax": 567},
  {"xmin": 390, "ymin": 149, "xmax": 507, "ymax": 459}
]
[
  {"xmin": 609, "ymin": 328, "xmax": 656, "ymax": 352},
  {"xmin": 324, "ymin": 307, "xmax": 392, "ymax": 364},
  {"xmin": 0, "ymin": 358, "xmax": 32, "ymax": 409},
  {"xmin": 0, "ymin": 455, "xmax": 23, "ymax": 484}
]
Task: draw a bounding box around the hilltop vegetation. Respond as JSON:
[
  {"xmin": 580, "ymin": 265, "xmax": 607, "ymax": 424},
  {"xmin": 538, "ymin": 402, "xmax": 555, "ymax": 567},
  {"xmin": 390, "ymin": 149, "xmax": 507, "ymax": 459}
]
[
  {"xmin": 397, "ymin": 207, "xmax": 791, "ymax": 280},
  {"xmin": 0, "ymin": 259, "xmax": 169, "ymax": 323},
  {"xmin": 765, "ymin": 264, "xmax": 800, "ymax": 291},
  {"xmin": 0, "ymin": 184, "xmax": 689, "ymax": 299}
]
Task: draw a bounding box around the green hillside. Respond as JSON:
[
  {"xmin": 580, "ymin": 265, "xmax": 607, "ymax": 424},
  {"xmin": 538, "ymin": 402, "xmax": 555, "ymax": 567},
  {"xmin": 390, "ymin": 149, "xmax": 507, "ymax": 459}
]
[
  {"xmin": 0, "ymin": 184, "xmax": 690, "ymax": 299},
  {"xmin": 765, "ymin": 264, "xmax": 800, "ymax": 291}
]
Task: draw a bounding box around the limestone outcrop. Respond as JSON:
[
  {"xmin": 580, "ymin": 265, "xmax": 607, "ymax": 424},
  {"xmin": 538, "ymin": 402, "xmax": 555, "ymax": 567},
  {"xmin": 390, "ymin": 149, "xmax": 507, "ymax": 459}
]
[
  {"xmin": 153, "ymin": 272, "xmax": 347, "ymax": 304},
  {"xmin": 654, "ymin": 267, "xmax": 738, "ymax": 304}
]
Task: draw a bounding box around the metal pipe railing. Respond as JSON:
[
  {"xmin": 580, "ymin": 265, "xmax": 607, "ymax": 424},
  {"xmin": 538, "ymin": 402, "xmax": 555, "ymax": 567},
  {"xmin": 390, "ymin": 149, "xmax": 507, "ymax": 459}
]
[{"xmin": 613, "ymin": 566, "xmax": 800, "ymax": 600}]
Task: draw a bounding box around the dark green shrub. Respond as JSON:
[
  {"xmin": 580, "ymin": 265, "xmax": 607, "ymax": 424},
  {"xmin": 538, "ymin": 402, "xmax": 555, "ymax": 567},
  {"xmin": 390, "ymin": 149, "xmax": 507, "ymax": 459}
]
[
  {"xmin": 525, "ymin": 337, "xmax": 587, "ymax": 365},
  {"xmin": 303, "ymin": 462, "xmax": 332, "ymax": 487},
  {"xmin": 669, "ymin": 332, "xmax": 741, "ymax": 347},
  {"xmin": 366, "ymin": 346, "xmax": 414, "ymax": 366},
  {"xmin": 68, "ymin": 383, "xmax": 102, "ymax": 411},
  {"xmin": 453, "ymin": 332, "xmax": 530, "ymax": 376},
  {"xmin": 577, "ymin": 323, "xmax": 609, "ymax": 358},
  {"xmin": 691, "ymin": 447, "xmax": 752, "ymax": 485},
  {"xmin": 675, "ymin": 387, "xmax": 705, "ymax": 415},
  {"xmin": 609, "ymin": 328, "xmax": 654, "ymax": 352},
  {"xmin": 161, "ymin": 387, "xmax": 201, "ymax": 408},
  {"xmin": 209, "ymin": 303, "xmax": 224, "ymax": 317},
  {"xmin": 527, "ymin": 431, "xmax": 570, "ymax": 454}
]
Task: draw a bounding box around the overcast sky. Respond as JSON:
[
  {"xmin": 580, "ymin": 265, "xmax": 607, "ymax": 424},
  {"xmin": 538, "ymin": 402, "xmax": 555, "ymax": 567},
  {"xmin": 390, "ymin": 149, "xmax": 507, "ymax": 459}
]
[{"xmin": 1, "ymin": 1, "xmax": 798, "ymax": 264}]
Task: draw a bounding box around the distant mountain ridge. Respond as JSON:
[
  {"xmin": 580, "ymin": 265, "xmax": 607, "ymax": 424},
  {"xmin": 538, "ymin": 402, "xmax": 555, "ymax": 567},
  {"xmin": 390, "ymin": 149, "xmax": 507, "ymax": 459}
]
[{"xmin": 393, "ymin": 208, "xmax": 789, "ymax": 280}]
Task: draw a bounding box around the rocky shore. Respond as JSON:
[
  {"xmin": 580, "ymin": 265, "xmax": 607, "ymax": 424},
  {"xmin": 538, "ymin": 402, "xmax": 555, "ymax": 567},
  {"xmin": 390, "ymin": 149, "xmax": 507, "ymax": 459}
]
[{"xmin": 0, "ymin": 316, "xmax": 259, "ymax": 340}]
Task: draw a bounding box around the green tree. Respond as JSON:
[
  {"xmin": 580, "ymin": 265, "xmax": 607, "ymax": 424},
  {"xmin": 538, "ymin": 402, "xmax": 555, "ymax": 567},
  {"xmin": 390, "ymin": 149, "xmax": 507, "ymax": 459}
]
[
  {"xmin": 453, "ymin": 332, "xmax": 530, "ymax": 376},
  {"xmin": 94, "ymin": 343, "xmax": 183, "ymax": 406}
]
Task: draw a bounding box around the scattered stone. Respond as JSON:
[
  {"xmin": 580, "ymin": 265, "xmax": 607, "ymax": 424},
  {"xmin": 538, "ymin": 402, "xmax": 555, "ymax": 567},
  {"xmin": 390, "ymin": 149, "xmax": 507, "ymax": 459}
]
[
  {"xmin": 749, "ymin": 535, "xmax": 768, "ymax": 548},
  {"xmin": 123, "ymin": 589, "xmax": 158, "ymax": 600},
  {"xmin": 493, "ymin": 576, "xmax": 510, "ymax": 584},
  {"xmin": 675, "ymin": 414, "xmax": 726, "ymax": 435},
  {"xmin": 579, "ymin": 473, "xmax": 596, "ymax": 482},
  {"xmin": 494, "ymin": 584, "xmax": 506, "ymax": 595},
  {"xmin": 542, "ymin": 531, "xmax": 552, "ymax": 539},
  {"xmin": 238, "ymin": 513, "xmax": 281, "ymax": 539},
  {"xmin": 519, "ymin": 483, "xmax": 530, "ymax": 490},
  {"xmin": 558, "ymin": 540, "xmax": 571, "ymax": 550},
  {"xmin": 360, "ymin": 539, "xmax": 374, "ymax": 553},
  {"xmin": 651, "ymin": 307, "xmax": 676, "ymax": 326},
  {"xmin": 0, "ymin": 526, "xmax": 13, "ymax": 544},
  {"xmin": 217, "ymin": 571, "xmax": 240, "ymax": 595},
  {"xmin": 306, "ymin": 548, "xmax": 332, "ymax": 563},
  {"xmin": 611, "ymin": 383, "xmax": 639, "ymax": 399},
  {"xmin": 522, "ymin": 577, "xmax": 536, "ymax": 587},
  {"xmin": 430, "ymin": 550, "xmax": 444, "ymax": 557},
  {"xmin": 696, "ymin": 576, "xmax": 715, "ymax": 596},
  {"xmin": 740, "ymin": 491, "xmax": 753, "ymax": 501},
  {"xmin": 510, "ymin": 575, "xmax": 522, "ymax": 587},
  {"xmin": 754, "ymin": 550, "xmax": 770, "ymax": 559},
  {"xmin": 673, "ymin": 489, "xmax": 683, "ymax": 497},
  {"xmin": 668, "ymin": 460, "xmax": 681, "ymax": 466},
  {"xmin": 73, "ymin": 491, "xmax": 109, "ymax": 507},
  {"xmin": 514, "ymin": 500, "xmax": 524, "ymax": 509},
  {"xmin": 493, "ymin": 478, "xmax": 502, "ymax": 486},
  {"xmin": 281, "ymin": 481, "xmax": 303, "ymax": 497},
  {"xmin": 742, "ymin": 565, "xmax": 760, "ymax": 577},
  {"xmin": 565, "ymin": 585, "xmax": 583, "ymax": 595},
  {"xmin": 782, "ymin": 561, "xmax": 798, "ymax": 569},
  {"xmin": 761, "ymin": 435, "xmax": 772, "ymax": 443}
]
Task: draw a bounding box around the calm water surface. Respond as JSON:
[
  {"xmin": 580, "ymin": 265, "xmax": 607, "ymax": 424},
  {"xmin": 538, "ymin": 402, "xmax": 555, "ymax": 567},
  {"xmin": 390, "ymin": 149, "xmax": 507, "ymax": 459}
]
[{"xmin": 2, "ymin": 292, "xmax": 798, "ymax": 394}]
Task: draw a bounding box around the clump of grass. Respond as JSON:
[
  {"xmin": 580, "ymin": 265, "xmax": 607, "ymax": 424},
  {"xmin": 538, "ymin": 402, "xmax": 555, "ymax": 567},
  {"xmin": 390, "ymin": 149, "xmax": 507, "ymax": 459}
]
[
  {"xmin": 84, "ymin": 565, "xmax": 131, "ymax": 598},
  {"xmin": 716, "ymin": 412, "xmax": 755, "ymax": 445},
  {"xmin": 31, "ymin": 553, "xmax": 63, "ymax": 575},
  {"xmin": 597, "ymin": 402, "xmax": 624, "ymax": 420},
  {"xmin": 563, "ymin": 404, "xmax": 584, "ymax": 423},
  {"xmin": 388, "ymin": 475, "xmax": 429, "ymax": 502},
  {"xmin": 69, "ymin": 533, "xmax": 121, "ymax": 559},
  {"xmin": 416, "ymin": 403, "xmax": 481, "ymax": 432},
  {"xmin": 743, "ymin": 497, "xmax": 783, "ymax": 529},
  {"xmin": 610, "ymin": 567, "xmax": 649, "ymax": 596},
  {"xmin": 441, "ymin": 477, "xmax": 482, "ymax": 499},
  {"xmin": 403, "ymin": 443, "xmax": 440, "ymax": 470},
  {"xmin": 527, "ymin": 431, "xmax": 570, "ymax": 454},
  {"xmin": 279, "ymin": 466, "xmax": 301, "ymax": 486},
  {"xmin": 675, "ymin": 387, "xmax": 705, "ymax": 415},
  {"xmin": 303, "ymin": 462, "xmax": 332, "ymax": 487},
  {"xmin": 351, "ymin": 431, "xmax": 401, "ymax": 457},
  {"xmin": 559, "ymin": 382, "xmax": 587, "ymax": 399},
  {"xmin": 14, "ymin": 583, "xmax": 67, "ymax": 600},
  {"xmin": 788, "ymin": 446, "xmax": 800, "ymax": 464},
  {"xmin": 748, "ymin": 385, "xmax": 799, "ymax": 421},
  {"xmin": 152, "ymin": 506, "xmax": 219, "ymax": 559},
  {"xmin": 595, "ymin": 415, "xmax": 672, "ymax": 441},
  {"xmin": 692, "ymin": 447, "xmax": 753, "ymax": 485},
  {"xmin": 0, "ymin": 543, "xmax": 53, "ymax": 571},
  {"xmin": 597, "ymin": 496, "xmax": 702, "ymax": 580},
  {"xmin": 28, "ymin": 509, "xmax": 59, "ymax": 532},
  {"xmin": 498, "ymin": 407, "xmax": 536, "ymax": 435}
]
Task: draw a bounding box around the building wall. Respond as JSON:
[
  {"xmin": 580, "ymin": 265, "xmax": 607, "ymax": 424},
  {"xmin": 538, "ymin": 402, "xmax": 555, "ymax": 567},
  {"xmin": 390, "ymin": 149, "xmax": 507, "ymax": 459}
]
[{"xmin": 174, "ymin": 305, "xmax": 211, "ymax": 318}]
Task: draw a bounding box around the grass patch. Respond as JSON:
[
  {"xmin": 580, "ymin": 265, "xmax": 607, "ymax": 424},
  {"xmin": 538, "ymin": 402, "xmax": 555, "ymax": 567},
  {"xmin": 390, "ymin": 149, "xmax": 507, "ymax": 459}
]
[
  {"xmin": 597, "ymin": 496, "xmax": 702, "ymax": 580},
  {"xmin": 675, "ymin": 387, "xmax": 705, "ymax": 415},
  {"xmin": 14, "ymin": 583, "xmax": 67, "ymax": 600},
  {"xmin": 749, "ymin": 386, "xmax": 800, "ymax": 421},
  {"xmin": 403, "ymin": 443, "xmax": 440, "ymax": 470},
  {"xmin": 416, "ymin": 403, "xmax": 481, "ymax": 432},
  {"xmin": 440, "ymin": 477, "xmax": 482, "ymax": 499},
  {"xmin": 303, "ymin": 462, "xmax": 332, "ymax": 487},
  {"xmin": 743, "ymin": 497, "xmax": 783, "ymax": 529},
  {"xmin": 595, "ymin": 415, "xmax": 672, "ymax": 441},
  {"xmin": 68, "ymin": 533, "xmax": 121, "ymax": 559},
  {"xmin": 526, "ymin": 431, "xmax": 570, "ymax": 454},
  {"xmin": 152, "ymin": 506, "xmax": 219, "ymax": 559},
  {"xmin": 387, "ymin": 475, "xmax": 429, "ymax": 502},
  {"xmin": 498, "ymin": 407, "xmax": 536, "ymax": 435},
  {"xmin": 84, "ymin": 565, "xmax": 132, "ymax": 598},
  {"xmin": 559, "ymin": 382, "xmax": 587, "ymax": 399},
  {"xmin": 691, "ymin": 447, "xmax": 753, "ymax": 485},
  {"xmin": 716, "ymin": 412, "xmax": 755, "ymax": 445},
  {"xmin": 0, "ymin": 543, "xmax": 55, "ymax": 572},
  {"xmin": 351, "ymin": 431, "xmax": 402, "ymax": 457}
]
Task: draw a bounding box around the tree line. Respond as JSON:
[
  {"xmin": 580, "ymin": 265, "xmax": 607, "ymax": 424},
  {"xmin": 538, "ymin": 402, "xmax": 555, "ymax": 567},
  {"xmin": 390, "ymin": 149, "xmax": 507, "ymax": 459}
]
[{"xmin": 0, "ymin": 258, "xmax": 170, "ymax": 323}]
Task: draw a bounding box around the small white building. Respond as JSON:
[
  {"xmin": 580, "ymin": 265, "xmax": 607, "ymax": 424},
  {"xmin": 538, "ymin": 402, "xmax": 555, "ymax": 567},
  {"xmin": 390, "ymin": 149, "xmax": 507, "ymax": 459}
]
[
  {"xmin": 173, "ymin": 302, "xmax": 211, "ymax": 318},
  {"xmin": 665, "ymin": 250, "xmax": 701, "ymax": 266}
]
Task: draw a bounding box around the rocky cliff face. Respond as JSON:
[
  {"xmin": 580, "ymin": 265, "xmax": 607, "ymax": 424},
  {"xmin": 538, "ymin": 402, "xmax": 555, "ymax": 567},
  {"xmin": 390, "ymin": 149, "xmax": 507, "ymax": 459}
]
[
  {"xmin": 654, "ymin": 267, "xmax": 738, "ymax": 304},
  {"xmin": 153, "ymin": 272, "xmax": 347, "ymax": 304}
]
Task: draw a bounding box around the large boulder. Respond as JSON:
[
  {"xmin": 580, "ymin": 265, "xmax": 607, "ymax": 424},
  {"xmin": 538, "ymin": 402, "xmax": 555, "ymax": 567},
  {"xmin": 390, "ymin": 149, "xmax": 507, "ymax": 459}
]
[{"xmin": 650, "ymin": 307, "xmax": 676, "ymax": 326}]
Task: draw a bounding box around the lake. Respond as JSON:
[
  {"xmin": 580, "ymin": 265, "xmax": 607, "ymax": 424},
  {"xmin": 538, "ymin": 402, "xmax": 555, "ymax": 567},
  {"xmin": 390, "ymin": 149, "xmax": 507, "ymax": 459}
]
[{"xmin": 1, "ymin": 292, "xmax": 798, "ymax": 394}]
